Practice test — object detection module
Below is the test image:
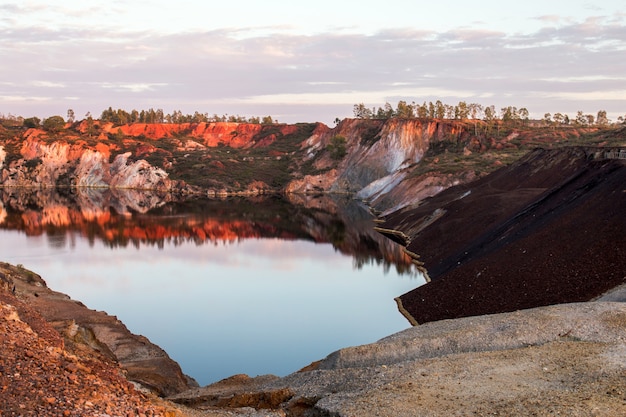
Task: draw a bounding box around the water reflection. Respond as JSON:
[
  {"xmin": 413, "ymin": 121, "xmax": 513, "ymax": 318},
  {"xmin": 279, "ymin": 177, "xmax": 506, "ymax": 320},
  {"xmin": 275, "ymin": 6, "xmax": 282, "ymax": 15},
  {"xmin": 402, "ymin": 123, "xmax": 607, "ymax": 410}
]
[
  {"xmin": 0, "ymin": 188, "xmax": 424, "ymax": 385},
  {"xmin": 0, "ymin": 188, "xmax": 416, "ymax": 274}
]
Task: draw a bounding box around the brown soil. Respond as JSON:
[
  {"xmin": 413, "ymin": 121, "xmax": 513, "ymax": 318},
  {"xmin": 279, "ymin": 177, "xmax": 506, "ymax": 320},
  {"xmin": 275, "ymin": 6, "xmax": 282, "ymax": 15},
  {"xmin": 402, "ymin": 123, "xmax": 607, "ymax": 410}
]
[
  {"xmin": 0, "ymin": 288, "xmax": 182, "ymax": 416},
  {"xmin": 0, "ymin": 262, "xmax": 192, "ymax": 397}
]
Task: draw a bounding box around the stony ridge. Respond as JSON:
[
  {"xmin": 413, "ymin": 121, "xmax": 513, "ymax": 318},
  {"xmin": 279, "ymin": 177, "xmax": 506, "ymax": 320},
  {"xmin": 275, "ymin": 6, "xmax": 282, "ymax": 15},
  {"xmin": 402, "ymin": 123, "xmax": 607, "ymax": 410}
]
[{"xmin": 0, "ymin": 118, "xmax": 535, "ymax": 203}]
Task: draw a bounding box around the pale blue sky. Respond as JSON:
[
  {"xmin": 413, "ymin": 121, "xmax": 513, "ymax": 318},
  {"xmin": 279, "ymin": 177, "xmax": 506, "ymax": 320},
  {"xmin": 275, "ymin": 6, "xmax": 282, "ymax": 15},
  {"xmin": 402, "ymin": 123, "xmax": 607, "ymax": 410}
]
[{"xmin": 1, "ymin": 0, "xmax": 624, "ymax": 123}]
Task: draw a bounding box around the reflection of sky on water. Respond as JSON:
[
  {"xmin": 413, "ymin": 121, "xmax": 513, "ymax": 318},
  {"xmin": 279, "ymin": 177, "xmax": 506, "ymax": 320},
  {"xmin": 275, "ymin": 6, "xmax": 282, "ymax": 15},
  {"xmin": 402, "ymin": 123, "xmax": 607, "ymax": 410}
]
[{"xmin": 1, "ymin": 229, "xmax": 424, "ymax": 386}]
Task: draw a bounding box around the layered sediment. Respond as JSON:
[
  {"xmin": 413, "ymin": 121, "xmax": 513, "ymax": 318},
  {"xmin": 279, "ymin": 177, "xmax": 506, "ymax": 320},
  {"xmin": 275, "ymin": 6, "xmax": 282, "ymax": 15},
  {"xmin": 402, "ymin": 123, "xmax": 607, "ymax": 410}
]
[{"xmin": 0, "ymin": 262, "xmax": 193, "ymax": 397}]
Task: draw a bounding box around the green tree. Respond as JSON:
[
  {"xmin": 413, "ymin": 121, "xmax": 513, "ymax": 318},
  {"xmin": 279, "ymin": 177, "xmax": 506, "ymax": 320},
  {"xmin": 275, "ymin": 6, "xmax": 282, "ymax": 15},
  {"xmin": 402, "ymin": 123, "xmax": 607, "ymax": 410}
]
[
  {"xmin": 456, "ymin": 101, "xmax": 469, "ymax": 120},
  {"xmin": 553, "ymin": 113, "xmax": 563, "ymax": 124},
  {"xmin": 42, "ymin": 115, "xmax": 65, "ymax": 133},
  {"xmin": 428, "ymin": 101, "xmax": 436, "ymax": 118},
  {"xmin": 23, "ymin": 117, "xmax": 41, "ymax": 128},
  {"xmin": 518, "ymin": 108, "xmax": 529, "ymax": 125},
  {"xmin": 575, "ymin": 110, "xmax": 587, "ymax": 126},
  {"xmin": 374, "ymin": 102, "xmax": 394, "ymax": 119},
  {"xmin": 468, "ymin": 103, "xmax": 482, "ymax": 135},
  {"xmin": 543, "ymin": 113, "xmax": 552, "ymax": 127},
  {"xmin": 468, "ymin": 103, "xmax": 483, "ymax": 120},
  {"xmin": 353, "ymin": 103, "xmax": 373, "ymax": 119},
  {"xmin": 416, "ymin": 102, "xmax": 429, "ymax": 119},
  {"xmin": 85, "ymin": 112, "xmax": 96, "ymax": 137},
  {"xmin": 434, "ymin": 100, "xmax": 445, "ymax": 119},
  {"xmin": 395, "ymin": 100, "xmax": 414, "ymax": 118},
  {"xmin": 483, "ymin": 105, "xmax": 497, "ymax": 136},
  {"xmin": 500, "ymin": 106, "xmax": 518, "ymax": 124},
  {"xmin": 596, "ymin": 110, "xmax": 609, "ymax": 126},
  {"xmin": 444, "ymin": 104, "xmax": 455, "ymax": 119},
  {"xmin": 111, "ymin": 128, "xmax": 125, "ymax": 141},
  {"xmin": 327, "ymin": 135, "xmax": 347, "ymax": 160}
]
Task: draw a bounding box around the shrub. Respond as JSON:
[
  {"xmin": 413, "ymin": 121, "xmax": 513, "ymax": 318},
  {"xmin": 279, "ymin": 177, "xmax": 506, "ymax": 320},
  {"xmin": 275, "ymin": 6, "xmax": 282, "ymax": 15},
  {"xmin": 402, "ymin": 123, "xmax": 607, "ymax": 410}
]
[
  {"xmin": 42, "ymin": 116, "xmax": 65, "ymax": 133},
  {"xmin": 327, "ymin": 135, "xmax": 347, "ymax": 160},
  {"xmin": 23, "ymin": 117, "xmax": 41, "ymax": 128}
]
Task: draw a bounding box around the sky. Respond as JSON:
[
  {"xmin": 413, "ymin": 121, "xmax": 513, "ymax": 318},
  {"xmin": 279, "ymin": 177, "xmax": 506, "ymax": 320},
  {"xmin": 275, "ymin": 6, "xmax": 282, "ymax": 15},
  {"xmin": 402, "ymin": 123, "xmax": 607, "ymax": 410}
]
[{"xmin": 0, "ymin": 0, "xmax": 625, "ymax": 124}]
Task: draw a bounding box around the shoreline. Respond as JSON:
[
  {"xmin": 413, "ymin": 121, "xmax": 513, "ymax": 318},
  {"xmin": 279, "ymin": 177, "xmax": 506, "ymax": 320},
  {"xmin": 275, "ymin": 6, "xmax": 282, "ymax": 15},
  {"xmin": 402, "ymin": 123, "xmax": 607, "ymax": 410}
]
[{"xmin": 3, "ymin": 259, "xmax": 626, "ymax": 416}]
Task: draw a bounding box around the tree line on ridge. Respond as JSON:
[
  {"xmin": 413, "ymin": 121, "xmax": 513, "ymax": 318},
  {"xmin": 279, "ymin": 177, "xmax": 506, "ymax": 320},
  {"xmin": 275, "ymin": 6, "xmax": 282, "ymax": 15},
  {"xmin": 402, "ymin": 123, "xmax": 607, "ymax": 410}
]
[
  {"xmin": 1, "ymin": 101, "xmax": 624, "ymax": 132},
  {"xmin": 352, "ymin": 101, "xmax": 622, "ymax": 128}
]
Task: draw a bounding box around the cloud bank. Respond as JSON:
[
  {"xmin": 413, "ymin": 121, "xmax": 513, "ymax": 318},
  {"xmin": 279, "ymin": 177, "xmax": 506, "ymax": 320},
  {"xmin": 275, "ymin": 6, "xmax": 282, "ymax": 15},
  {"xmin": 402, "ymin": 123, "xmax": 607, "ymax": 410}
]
[{"xmin": 0, "ymin": 5, "xmax": 624, "ymax": 124}]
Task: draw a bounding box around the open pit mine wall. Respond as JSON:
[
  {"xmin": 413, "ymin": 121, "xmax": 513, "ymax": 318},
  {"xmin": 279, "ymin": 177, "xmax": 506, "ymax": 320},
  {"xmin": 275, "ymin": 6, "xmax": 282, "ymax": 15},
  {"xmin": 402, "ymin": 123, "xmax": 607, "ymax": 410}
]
[
  {"xmin": 288, "ymin": 118, "xmax": 474, "ymax": 210},
  {"xmin": 0, "ymin": 119, "xmax": 473, "ymax": 208},
  {"xmin": 0, "ymin": 132, "xmax": 182, "ymax": 192},
  {"xmin": 75, "ymin": 120, "xmax": 305, "ymax": 148}
]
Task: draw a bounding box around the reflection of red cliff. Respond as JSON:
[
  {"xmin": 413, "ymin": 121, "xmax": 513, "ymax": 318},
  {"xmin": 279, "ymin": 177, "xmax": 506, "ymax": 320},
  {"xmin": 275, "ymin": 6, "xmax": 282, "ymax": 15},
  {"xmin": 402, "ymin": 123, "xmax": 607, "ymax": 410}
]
[{"xmin": 11, "ymin": 205, "xmax": 289, "ymax": 244}]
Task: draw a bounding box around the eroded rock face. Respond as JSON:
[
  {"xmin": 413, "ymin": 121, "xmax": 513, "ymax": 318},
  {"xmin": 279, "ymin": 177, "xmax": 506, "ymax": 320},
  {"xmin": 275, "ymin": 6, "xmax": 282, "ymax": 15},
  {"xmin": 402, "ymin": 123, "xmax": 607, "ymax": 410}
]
[
  {"xmin": 359, "ymin": 170, "xmax": 477, "ymax": 215},
  {"xmin": 0, "ymin": 145, "xmax": 6, "ymax": 170},
  {"xmin": 3, "ymin": 119, "xmax": 492, "ymax": 207},
  {"xmin": 1, "ymin": 136, "xmax": 180, "ymax": 194},
  {"xmin": 288, "ymin": 118, "xmax": 478, "ymax": 210},
  {"xmin": 1, "ymin": 262, "xmax": 194, "ymax": 397},
  {"xmin": 111, "ymin": 122, "xmax": 302, "ymax": 149},
  {"xmin": 75, "ymin": 149, "xmax": 110, "ymax": 188},
  {"xmin": 109, "ymin": 152, "xmax": 171, "ymax": 191}
]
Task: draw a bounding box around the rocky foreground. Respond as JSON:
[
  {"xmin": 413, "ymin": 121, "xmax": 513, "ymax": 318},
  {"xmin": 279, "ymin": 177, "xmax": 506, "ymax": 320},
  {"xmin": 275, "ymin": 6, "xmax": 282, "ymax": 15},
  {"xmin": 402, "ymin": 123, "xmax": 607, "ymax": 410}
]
[
  {"xmin": 0, "ymin": 263, "xmax": 183, "ymax": 416},
  {"xmin": 2, "ymin": 262, "xmax": 626, "ymax": 416},
  {"xmin": 169, "ymin": 299, "xmax": 626, "ymax": 417}
]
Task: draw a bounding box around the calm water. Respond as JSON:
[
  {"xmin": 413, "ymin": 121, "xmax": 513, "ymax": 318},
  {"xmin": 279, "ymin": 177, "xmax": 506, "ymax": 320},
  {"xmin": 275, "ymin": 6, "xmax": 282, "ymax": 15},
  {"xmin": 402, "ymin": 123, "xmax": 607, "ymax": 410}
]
[{"xmin": 0, "ymin": 189, "xmax": 424, "ymax": 386}]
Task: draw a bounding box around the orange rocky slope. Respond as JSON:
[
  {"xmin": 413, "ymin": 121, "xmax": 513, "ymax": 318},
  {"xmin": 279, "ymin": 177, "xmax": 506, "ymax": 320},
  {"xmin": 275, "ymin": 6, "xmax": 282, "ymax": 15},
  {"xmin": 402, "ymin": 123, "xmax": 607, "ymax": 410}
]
[{"xmin": 0, "ymin": 265, "xmax": 182, "ymax": 416}]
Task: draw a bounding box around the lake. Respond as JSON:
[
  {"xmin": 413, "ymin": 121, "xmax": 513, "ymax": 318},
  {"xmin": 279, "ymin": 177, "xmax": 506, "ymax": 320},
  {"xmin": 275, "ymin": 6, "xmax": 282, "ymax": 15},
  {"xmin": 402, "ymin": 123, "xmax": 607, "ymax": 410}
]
[{"xmin": 0, "ymin": 188, "xmax": 424, "ymax": 386}]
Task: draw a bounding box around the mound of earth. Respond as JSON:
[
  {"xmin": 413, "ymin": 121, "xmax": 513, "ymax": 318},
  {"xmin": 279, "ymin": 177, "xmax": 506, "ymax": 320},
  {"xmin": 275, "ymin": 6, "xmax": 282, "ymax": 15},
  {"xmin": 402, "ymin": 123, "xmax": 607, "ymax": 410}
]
[
  {"xmin": 0, "ymin": 272, "xmax": 183, "ymax": 416},
  {"xmin": 377, "ymin": 146, "xmax": 626, "ymax": 324},
  {"xmin": 0, "ymin": 262, "xmax": 194, "ymax": 397}
]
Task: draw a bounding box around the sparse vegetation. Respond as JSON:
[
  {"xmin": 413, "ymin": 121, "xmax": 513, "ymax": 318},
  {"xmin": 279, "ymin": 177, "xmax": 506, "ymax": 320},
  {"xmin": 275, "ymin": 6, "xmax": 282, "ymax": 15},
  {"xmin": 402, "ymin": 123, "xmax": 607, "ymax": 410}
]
[
  {"xmin": 0, "ymin": 105, "xmax": 623, "ymax": 196},
  {"xmin": 98, "ymin": 107, "xmax": 281, "ymax": 125},
  {"xmin": 164, "ymin": 123, "xmax": 318, "ymax": 190},
  {"xmin": 327, "ymin": 135, "xmax": 347, "ymax": 160}
]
